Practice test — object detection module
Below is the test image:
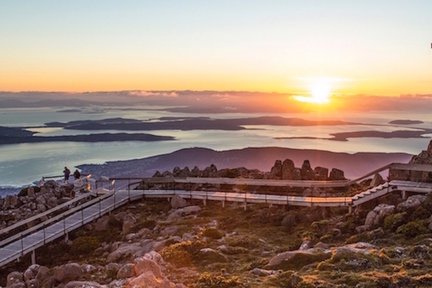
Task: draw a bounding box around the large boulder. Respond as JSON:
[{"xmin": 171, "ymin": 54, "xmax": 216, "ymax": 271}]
[
  {"xmin": 53, "ymin": 263, "xmax": 82, "ymax": 283},
  {"xmin": 281, "ymin": 159, "xmax": 295, "ymax": 180},
  {"xmin": 364, "ymin": 204, "xmax": 395, "ymax": 228},
  {"xmin": 122, "ymin": 214, "xmax": 137, "ymax": 234},
  {"xmin": 170, "ymin": 195, "xmax": 188, "ymax": 209},
  {"xmin": 397, "ymin": 195, "xmax": 427, "ymax": 211},
  {"xmin": 198, "ymin": 248, "xmax": 228, "ymax": 263},
  {"xmin": 167, "ymin": 206, "xmax": 201, "ymax": 221},
  {"xmin": 202, "ymin": 164, "xmax": 218, "ymax": 177},
  {"xmin": 64, "ymin": 281, "xmax": 106, "ymax": 288},
  {"xmin": 266, "ymin": 248, "xmax": 331, "ymax": 269},
  {"xmin": 107, "ymin": 242, "xmax": 153, "ymax": 263},
  {"xmin": 7, "ymin": 272, "xmax": 25, "ymax": 287},
  {"xmin": 329, "ymin": 168, "xmax": 345, "ymax": 180},
  {"xmin": 23, "ymin": 264, "xmax": 41, "ymax": 282},
  {"xmin": 270, "ymin": 160, "xmax": 283, "ymax": 179},
  {"xmin": 190, "ymin": 166, "xmax": 201, "ymax": 177},
  {"xmin": 281, "ymin": 214, "xmax": 297, "ymax": 228},
  {"xmin": 127, "ymin": 257, "xmax": 177, "ymax": 288},
  {"xmin": 314, "ymin": 167, "xmax": 329, "ymax": 181},
  {"xmin": 94, "ymin": 215, "xmax": 110, "ymax": 231},
  {"xmin": 300, "ymin": 160, "xmax": 315, "ymax": 180},
  {"xmin": 370, "ymin": 173, "xmax": 385, "ymax": 187},
  {"xmin": 117, "ymin": 263, "xmax": 135, "ymax": 279}
]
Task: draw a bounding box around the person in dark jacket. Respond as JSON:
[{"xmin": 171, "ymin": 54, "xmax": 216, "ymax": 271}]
[
  {"xmin": 63, "ymin": 167, "xmax": 71, "ymax": 181},
  {"xmin": 73, "ymin": 169, "xmax": 81, "ymax": 179}
]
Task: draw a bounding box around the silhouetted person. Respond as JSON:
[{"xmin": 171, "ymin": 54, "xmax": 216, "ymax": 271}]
[
  {"xmin": 63, "ymin": 167, "xmax": 71, "ymax": 181},
  {"xmin": 73, "ymin": 169, "xmax": 81, "ymax": 179}
]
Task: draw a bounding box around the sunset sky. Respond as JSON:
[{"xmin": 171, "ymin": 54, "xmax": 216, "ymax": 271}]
[{"xmin": 1, "ymin": 1, "xmax": 431, "ymax": 95}]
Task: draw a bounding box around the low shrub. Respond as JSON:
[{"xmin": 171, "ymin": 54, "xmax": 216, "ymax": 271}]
[
  {"xmin": 225, "ymin": 235, "xmax": 260, "ymax": 249},
  {"xmin": 160, "ymin": 240, "xmax": 205, "ymax": 267},
  {"xmin": 410, "ymin": 206, "xmax": 431, "ymax": 221},
  {"xmin": 196, "ymin": 272, "xmax": 247, "ymax": 288},
  {"xmin": 71, "ymin": 236, "xmax": 100, "ymax": 255},
  {"xmin": 396, "ymin": 220, "xmax": 428, "ymax": 238},
  {"xmin": 202, "ymin": 228, "xmax": 224, "ymax": 239},
  {"xmin": 383, "ymin": 212, "xmax": 407, "ymax": 231}
]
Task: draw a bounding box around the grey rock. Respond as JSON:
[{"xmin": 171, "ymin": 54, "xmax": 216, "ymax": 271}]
[
  {"xmin": 64, "ymin": 281, "xmax": 107, "ymax": 288},
  {"xmin": 329, "ymin": 168, "xmax": 345, "ymax": 180},
  {"xmin": 397, "ymin": 195, "xmax": 427, "ymax": 211},
  {"xmin": 170, "ymin": 195, "xmax": 188, "ymax": 209},
  {"xmin": 7, "ymin": 271, "xmax": 24, "ymax": 287},
  {"xmin": 250, "ymin": 268, "xmax": 277, "ymax": 276},
  {"xmin": 53, "ymin": 263, "xmax": 82, "ymax": 283},
  {"xmin": 364, "ymin": 204, "xmax": 395, "ymax": 228},
  {"xmin": 167, "ymin": 205, "xmax": 201, "ymax": 221},
  {"xmin": 117, "ymin": 263, "xmax": 135, "ymax": 279}
]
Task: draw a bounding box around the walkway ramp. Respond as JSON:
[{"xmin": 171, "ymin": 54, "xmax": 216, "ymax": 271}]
[{"xmin": 0, "ymin": 189, "xmax": 144, "ymax": 268}]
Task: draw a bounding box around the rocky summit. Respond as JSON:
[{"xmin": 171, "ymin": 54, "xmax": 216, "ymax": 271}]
[{"xmin": 2, "ymin": 141, "xmax": 432, "ymax": 287}]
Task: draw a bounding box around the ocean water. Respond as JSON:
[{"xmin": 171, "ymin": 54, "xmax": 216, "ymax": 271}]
[{"xmin": 0, "ymin": 107, "xmax": 431, "ymax": 193}]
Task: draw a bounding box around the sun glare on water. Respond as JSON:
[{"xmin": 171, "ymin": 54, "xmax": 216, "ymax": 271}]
[{"xmin": 293, "ymin": 78, "xmax": 336, "ymax": 104}]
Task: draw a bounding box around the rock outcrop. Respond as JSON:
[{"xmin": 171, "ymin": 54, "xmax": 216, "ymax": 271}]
[
  {"xmin": 150, "ymin": 159, "xmax": 346, "ymax": 182},
  {"xmin": 390, "ymin": 140, "xmax": 432, "ymax": 182},
  {"xmin": 0, "ymin": 180, "xmax": 91, "ymax": 230}
]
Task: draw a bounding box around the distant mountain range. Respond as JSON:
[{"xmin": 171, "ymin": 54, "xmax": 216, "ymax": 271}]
[{"xmin": 79, "ymin": 147, "xmax": 412, "ymax": 180}]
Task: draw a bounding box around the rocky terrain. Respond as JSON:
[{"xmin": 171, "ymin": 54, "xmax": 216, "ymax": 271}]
[
  {"xmin": 0, "ymin": 180, "xmax": 93, "ymax": 233},
  {"xmin": 2, "ymin": 142, "xmax": 432, "ymax": 287},
  {"xmin": 4, "ymin": 190, "xmax": 432, "ymax": 288},
  {"xmin": 151, "ymin": 158, "xmax": 345, "ymax": 181}
]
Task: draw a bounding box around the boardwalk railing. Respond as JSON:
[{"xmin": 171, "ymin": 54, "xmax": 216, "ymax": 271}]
[
  {"xmin": 0, "ymin": 192, "xmax": 95, "ymax": 241},
  {"xmin": 2, "ymin": 162, "xmax": 432, "ymax": 268}
]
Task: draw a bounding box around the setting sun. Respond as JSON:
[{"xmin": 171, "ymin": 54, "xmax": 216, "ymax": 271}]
[{"xmin": 293, "ymin": 78, "xmax": 336, "ymax": 104}]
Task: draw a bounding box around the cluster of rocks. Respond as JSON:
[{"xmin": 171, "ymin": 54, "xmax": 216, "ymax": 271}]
[
  {"xmin": 152, "ymin": 159, "xmax": 345, "ymax": 181},
  {"xmin": 356, "ymin": 193, "xmax": 432, "ymax": 233},
  {"xmin": 4, "ymin": 197, "xmax": 205, "ymax": 287},
  {"xmin": 0, "ymin": 180, "xmax": 79, "ymax": 230},
  {"xmin": 269, "ymin": 159, "xmax": 345, "ymax": 181},
  {"xmin": 389, "ymin": 139, "xmax": 432, "ymax": 182},
  {"xmin": 152, "ymin": 164, "xmax": 265, "ymax": 179},
  {"xmin": 5, "ymin": 251, "xmax": 184, "ymax": 288}
]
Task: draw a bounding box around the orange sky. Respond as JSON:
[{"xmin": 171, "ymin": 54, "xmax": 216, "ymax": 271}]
[{"xmin": 1, "ymin": 1, "xmax": 431, "ymax": 95}]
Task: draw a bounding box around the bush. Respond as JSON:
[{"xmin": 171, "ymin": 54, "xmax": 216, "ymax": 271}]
[
  {"xmin": 196, "ymin": 272, "xmax": 247, "ymax": 288},
  {"xmin": 311, "ymin": 220, "xmax": 331, "ymax": 233},
  {"xmin": 202, "ymin": 228, "xmax": 224, "ymax": 239},
  {"xmin": 71, "ymin": 236, "xmax": 100, "ymax": 255},
  {"xmin": 396, "ymin": 220, "xmax": 429, "ymax": 238},
  {"xmin": 161, "ymin": 240, "xmax": 205, "ymax": 267},
  {"xmin": 383, "ymin": 212, "xmax": 407, "ymax": 231},
  {"xmin": 410, "ymin": 206, "xmax": 431, "ymax": 221},
  {"xmin": 225, "ymin": 235, "xmax": 260, "ymax": 249}
]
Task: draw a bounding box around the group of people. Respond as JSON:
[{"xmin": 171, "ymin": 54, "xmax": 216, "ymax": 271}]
[{"xmin": 63, "ymin": 167, "xmax": 81, "ymax": 181}]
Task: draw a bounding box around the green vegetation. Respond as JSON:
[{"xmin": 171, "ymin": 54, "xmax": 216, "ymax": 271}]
[
  {"xmin": 196, "ymin": 272, "xmax": 247, "ymax": 288},
  {"xmin": 71, "ymin": 236, "xmax": 100, "ymax": 255},
  {"xmin": 396, "ymin": 220, "xmax": 429, "ymax": 238},
  {"xmin": 202, "ymin": 227, "xmax": 224, "ymax": 239},
  {"xmin": 383, "ymin": 212, "xmax": 407, "ymax": 231}
]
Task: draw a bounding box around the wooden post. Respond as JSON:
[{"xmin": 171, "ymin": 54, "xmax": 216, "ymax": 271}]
[
  {"xmin": 401, "ymin": 190, "xmax": 407, "ymax": 200},
  {"xmin": 222, "ymin": 200, "xmax": 225, "ymax": 208},
  {"xmin": 31, "ymin": 250, "xmax": 36, "ymax": 265},
  {"xmin": 348, "ymin": 205, "xmax": 353, "ymax": 215}
]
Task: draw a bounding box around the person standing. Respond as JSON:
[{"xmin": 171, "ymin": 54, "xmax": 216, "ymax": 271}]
[
  {"xmin": 63, "ymin": 167, "xmax": 71, "ymax": 182},
  {"xmin": 73, "ymin": 169, "xmax": 81, "ymax": 180}
]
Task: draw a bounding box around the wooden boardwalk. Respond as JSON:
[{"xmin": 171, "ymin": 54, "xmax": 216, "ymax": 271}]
[{"xmin": 1, "ymin": 162, "xmax": 432, "ymax": 269}]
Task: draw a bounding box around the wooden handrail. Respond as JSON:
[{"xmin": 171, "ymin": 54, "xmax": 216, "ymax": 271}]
[
  {"xmin": 0, "ymin": 191, "xmax": 112, "ymax": 248},
  {"xmin": 0, "ymin": 193, "xmax": 94, "ymax": 237}
]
